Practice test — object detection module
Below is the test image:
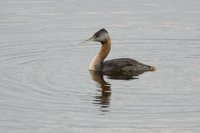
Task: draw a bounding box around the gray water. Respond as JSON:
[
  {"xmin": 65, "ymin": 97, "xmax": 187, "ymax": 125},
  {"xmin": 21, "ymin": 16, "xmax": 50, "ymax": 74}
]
[{"xmin": 1, "ymin": 0, "xmax": 200, "ymax": 133}]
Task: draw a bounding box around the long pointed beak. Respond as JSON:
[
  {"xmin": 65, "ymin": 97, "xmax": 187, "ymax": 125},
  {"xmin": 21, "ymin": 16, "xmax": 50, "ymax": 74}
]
[
  {"xmin": 86, "ymin": 36, "xmax": 95, "ymax": 42},
  {"xmin": 80, "ymin": 36, "xmax": 95, "ymax": 44}
]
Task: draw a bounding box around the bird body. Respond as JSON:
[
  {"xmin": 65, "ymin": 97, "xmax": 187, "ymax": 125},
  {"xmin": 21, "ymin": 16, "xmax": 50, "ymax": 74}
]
[{"xmin": 103, "ymin": 58, "xmax": 155, "ymax": 75}]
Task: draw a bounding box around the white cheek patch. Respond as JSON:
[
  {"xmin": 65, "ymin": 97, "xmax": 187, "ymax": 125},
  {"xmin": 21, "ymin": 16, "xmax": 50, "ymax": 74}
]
[{"xmin": 98, "ymin": 33, "xmax": 109, "ymax": 42}]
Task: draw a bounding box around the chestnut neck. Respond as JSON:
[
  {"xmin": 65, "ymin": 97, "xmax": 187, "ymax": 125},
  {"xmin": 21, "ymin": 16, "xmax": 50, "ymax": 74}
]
[{"xmin": 89, "ymin": 37, "xmax": 111, "ymax": 71}]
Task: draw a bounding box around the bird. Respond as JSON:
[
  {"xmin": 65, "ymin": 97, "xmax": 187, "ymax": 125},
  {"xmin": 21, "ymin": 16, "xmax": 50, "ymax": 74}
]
[{"xmin": 85, "ymin": 28, "xmax": 155, "ymax": 77}]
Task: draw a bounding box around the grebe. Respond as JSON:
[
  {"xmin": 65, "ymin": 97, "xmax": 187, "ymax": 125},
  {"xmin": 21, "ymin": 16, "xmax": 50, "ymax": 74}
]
[{"xmin": 86, "ymin": 28, "xmax": 155, "ymax": 76}]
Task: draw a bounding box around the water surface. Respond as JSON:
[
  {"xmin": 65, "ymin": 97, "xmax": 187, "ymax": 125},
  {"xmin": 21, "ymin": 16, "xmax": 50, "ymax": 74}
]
[{"xmin": 0, "ymin": 0, "xmax": 200, "ymax": 133}]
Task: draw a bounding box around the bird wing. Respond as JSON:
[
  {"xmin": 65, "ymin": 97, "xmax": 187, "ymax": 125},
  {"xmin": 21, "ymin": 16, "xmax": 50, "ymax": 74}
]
[{"xmin": 103, "ymin": 58, "xmax": 151, "ymax": 74}]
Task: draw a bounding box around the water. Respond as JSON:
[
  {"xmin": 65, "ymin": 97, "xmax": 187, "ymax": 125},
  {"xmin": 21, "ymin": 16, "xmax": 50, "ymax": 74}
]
[{"xmin": 0, "ymin": 0, "xmax": 200, "ymax": 132}]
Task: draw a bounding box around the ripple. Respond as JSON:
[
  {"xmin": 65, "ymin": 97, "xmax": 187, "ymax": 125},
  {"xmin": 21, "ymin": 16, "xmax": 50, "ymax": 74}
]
[{"xmin": 1, "ymin": 0, "xmax": 200, "ymax": 132}]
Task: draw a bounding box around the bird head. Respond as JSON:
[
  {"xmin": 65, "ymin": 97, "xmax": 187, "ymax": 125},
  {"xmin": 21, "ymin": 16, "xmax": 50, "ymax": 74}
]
[{"xmin": 86, "ymin": 28, "xmax": 110, "ymax": 44}]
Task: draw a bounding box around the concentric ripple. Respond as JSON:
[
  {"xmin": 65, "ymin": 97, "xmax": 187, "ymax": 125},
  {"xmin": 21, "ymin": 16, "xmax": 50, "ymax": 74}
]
[{"xmin": 1, "ymin": 0, "xmax": 200, "ymax": 133}]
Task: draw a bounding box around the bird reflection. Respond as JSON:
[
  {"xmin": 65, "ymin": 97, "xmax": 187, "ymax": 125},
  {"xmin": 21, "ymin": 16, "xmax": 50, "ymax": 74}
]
[
  {"xmin": 106, "ymin": 70, "xmax": 145, "ymax": 80},
  {"xmin": 90, "ymin": 71, "xmax": 111, "ymax": 112},
  {"xmin": 89, "ymin": 70, "xmax": 150, "ymax": 112}
]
